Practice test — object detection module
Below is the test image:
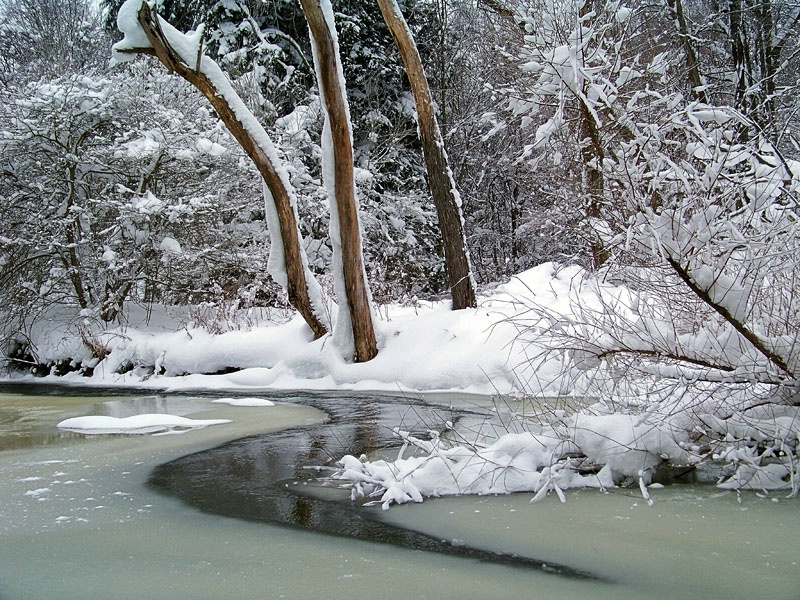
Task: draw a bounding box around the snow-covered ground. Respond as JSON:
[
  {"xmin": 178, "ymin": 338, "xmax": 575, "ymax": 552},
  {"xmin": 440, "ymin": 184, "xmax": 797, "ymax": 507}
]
[
  {"xmin": 5, "ymin": 264, "xmax": 800, "ymax": 506},
  {"xmin": 18, "ymin": 262, "xmax": 584, "ymax": 397}
]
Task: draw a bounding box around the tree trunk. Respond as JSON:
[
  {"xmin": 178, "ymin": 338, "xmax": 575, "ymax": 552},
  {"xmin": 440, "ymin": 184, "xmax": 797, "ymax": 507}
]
[
  {"xmin": 123, "ymin": 2, "xmax": 328, "ymax": 339},
  {"xmin": 300, "ymin": 0, "xmax": 378, "ymax": 362},
  {"xmin": 728, "ymin": 0, "xmax": 754, "ymax": 117},
  {"xmin": 578, "ymin": 0, "xmax": 609, "ymax": 270},
  {"xmin": 666, "ymin": 0, "xmax": 708, "ymax": 103},
  {"xmin": 377, "ymin": 0, "xmax": 477, "ymax": 309},
  {"xmin": 579, "ymin": 99, "xmax": 609, "ymax": 270}
]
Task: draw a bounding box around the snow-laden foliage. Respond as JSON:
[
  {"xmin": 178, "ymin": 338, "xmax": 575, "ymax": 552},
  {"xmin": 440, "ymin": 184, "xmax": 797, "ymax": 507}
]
[
  {"xmin": 571, "ymin": 103, "xmax": 800, "ymax": 388},
  {"xmin": 336, "ymin": 392, "xmax": 800, "ymax": 509},
  {"xmin": 336, "ymin": 86, "xmax": 800, "ymax": 502},
  {"xmin": 337, "ymin": 253, "xmax": 799, "ymax": 507},
  {"xmin": 397, "ymin": 1, "xmax": 796, "ymax": 503},
  {"xmin": 0, "ymin": 0, "xmax": 110, "ymax": 86},
  {"xmin": 0, "ymin": 68, "xmax": 282, "ymax": 351}
]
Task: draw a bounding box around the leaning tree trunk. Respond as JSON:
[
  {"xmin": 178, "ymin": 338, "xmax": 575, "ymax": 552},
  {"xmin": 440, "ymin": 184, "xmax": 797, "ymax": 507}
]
[
  {"xmin": 300, "ymin": 0, "xmax": 378, "ymax": 362},
  {"xmin": 117, "ymin": 1, "xmax": 328, "ymax": 339},
  {"xmin": 376, "ymin": 0, "xmax": 477, "ymax": 310}
]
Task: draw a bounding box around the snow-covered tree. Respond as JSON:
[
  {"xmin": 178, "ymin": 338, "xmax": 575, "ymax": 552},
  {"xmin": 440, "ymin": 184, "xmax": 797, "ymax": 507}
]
[
  {"xmin": 101, "ymin": 0, "xmax": 450, "ymax": 304},
  {"xmin": 111, "ymin": 0, "xmax": 330, "ymax": 338},
  {"xmin": 501, "ymin": 0, "xmax": 799, "ymax": 392},
  {"xmin": 0, "ymin": 0, "xmax": 109, "ymax": 87},
  {"xmin": 0, "ymin": 75, "xmax": 118, "ymax": 316},
  {"xmin": 300, "ymin": 0, "xmax": 378, "ymax": 362},
  {"xmin": 0, "ymin": 68, "xmax": 275, "ymax": 337}
]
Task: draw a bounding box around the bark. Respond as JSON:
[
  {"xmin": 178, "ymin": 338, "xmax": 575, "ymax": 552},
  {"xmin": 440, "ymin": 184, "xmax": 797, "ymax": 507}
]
[
  {"xmin": 477, "ymin": 0, "xmax": 514, "ymax": 21},
  {"xmin": 728, "ymin": 0, "xmax": 754, "ymax": 117},
  {"xmin": 476, "ymin": 0, "xmax": 525, "ymax": 36},
  {"xmin": 123, "ymin": 2, "xmax": 327, "ymax": 339},
  {"xmin": 666, "ymin": 0, "xmax": 708, "ymax": 103},
  {"xmin": 300, "ymin": 0, "xmax": 378, "ymax": 362},
  {"xmin": 377, "ymin": 0, "xmax": 477, "ymax": 309},
  {"xmin": 61, "ymin": 163, "xmax": 91, "ymax": 310},
  {"xmin": 578, "ymin": 0, "xmax": 609, "ymax": 270}
]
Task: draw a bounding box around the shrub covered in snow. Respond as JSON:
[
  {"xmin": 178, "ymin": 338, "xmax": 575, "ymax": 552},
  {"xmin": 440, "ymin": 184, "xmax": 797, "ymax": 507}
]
[{"xmin": 335, "ymin": 393, "xmax": 800, "ymax": 509}]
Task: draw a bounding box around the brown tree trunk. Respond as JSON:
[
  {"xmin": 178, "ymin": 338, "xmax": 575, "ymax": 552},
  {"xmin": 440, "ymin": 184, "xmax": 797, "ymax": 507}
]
[
  {"xmin": 377, "ymin": 0, "xmax": 477, "ymax": 309},
  {"xmin": 728, "ymin": 0, "xmax": 754, "ymax": 117},
  {"xmin": 666, "ymin": 0, "xmax": 708, "ymax": 103},
  {"xmin": 578, "ymin": 0, "xmax": 609, "ymax": 270},
  {"xmin": 300, "ymin": 0, "xmax": 378, "ymax": 362},
  {"xmin": 122, "ymin": 2, "xmax": 327, "ymax": 339}
]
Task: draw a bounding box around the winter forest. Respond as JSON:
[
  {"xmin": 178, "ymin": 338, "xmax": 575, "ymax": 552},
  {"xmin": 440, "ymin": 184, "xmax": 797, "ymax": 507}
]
[{"xmin": 2, "ymin": 0, "xmax": 800, "ymax": 511}]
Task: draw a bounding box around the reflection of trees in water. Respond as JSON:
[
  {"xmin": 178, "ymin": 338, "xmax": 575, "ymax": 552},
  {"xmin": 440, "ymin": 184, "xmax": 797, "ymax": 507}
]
[
  {"xmin": 148, "ymin": 393, "xmax": 599, "ymax": 580},
  {"xmin": 291, "ymin": 496, "xmax": 313, "ymax": 528}
]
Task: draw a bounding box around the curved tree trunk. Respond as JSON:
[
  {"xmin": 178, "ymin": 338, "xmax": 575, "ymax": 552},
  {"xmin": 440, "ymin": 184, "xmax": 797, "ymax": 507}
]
[
  {"xmin": 377, "ymin": 0, "xmax": 477, "ymax": 310},
  {"xmin": 300, "ymin": 0, "xmax": 378, "ymax": 362},
  {"xmin": 118, "ymin": 2, "xmax": 328, "ymax": 339}
]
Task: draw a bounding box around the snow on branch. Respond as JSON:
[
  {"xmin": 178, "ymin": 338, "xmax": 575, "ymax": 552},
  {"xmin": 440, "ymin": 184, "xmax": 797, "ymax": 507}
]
[{"xmin": 334, "ymin": 396, "xmax": 800, "ymax": 509}]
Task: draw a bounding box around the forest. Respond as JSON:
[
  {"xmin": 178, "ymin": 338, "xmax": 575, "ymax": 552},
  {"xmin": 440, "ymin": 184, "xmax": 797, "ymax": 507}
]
[{"xmin": 1, "ymin": 0, "xmax": 799, "ymax": 497}]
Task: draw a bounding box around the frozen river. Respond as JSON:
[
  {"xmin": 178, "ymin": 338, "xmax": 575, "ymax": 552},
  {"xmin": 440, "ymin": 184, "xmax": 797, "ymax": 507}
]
[{"xmin": 0, "ymin": 384, "xmax": 797, "ymax": 599}]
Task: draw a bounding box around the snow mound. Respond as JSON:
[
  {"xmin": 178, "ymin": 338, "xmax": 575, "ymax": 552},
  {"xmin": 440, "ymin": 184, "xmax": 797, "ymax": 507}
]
[
  {"xmin": 212, "ymin": 397, "xmax": 276, "ymax": 407},
  {"xmin": 57, "ymin": 414, "xmax": 231, "ymax": 435}
]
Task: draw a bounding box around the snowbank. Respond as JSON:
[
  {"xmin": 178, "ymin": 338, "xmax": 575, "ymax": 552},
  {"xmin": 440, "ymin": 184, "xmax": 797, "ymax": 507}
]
[
  {"xmin": 9, "ymin": 263, "xmax": 583, "ymax": 396},
  {"xmin": 5, "ymin": 263, "xmax": 800, "ymax": 502}
]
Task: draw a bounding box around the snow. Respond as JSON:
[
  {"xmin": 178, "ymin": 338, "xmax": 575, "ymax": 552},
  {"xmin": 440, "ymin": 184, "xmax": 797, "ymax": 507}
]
[
  {"xmin": 110, "ymin": 0, "xmax": 151, "ymax": 64},
  {"xmin": 159, "ymin": 236, "xmax": 182, "ymax": 255},
  {"xmin": 57, "ymin": 414, "xmax": 231, "ymax": 435},
  {"xmin": 615, "ymin": 6, "xmax": 632, "ymax": 23},
  {"xmin": 6, "ymin": 263, "xmax": 800, "ymax": 505},
  {"xmin": 196, "ymin": 137, "xmax": 227, "ymax": 156},
  {"xmin": 262, "ymin": 183, "xmax": 288, "ymax": 289},
  {"xmin": 212, "ymin": 397, "xmax": 275, "ymax": 407},
  {"xmin": 11, "ymin": 262, "xmax": 575, "ymax": 391}
]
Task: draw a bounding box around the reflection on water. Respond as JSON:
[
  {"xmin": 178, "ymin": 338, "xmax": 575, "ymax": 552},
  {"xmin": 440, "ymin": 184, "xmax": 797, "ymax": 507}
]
[
  {"xmin": 0, "ymin": 394, "xmax": 96, "ymax": 450},
  {"xmin": 149, "ymin": 395, "xmax": 598, "ymax": 578},
  {"xmin": 0, "ymin": 387, "xmax": 228, "ymax": 451}
]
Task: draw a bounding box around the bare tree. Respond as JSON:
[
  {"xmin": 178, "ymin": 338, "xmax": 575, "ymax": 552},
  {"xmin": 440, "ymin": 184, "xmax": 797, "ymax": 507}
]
[
  {"xmin": 665, "ymin": 0, "xmax": 708, "ymax": 103},
  {"xmin": 299, "ymin": 0, "xmax": 378, "ymax": 362},
  {"xmin": 377, "ymin": 0, "xmax": 477, "ymax": 309}
]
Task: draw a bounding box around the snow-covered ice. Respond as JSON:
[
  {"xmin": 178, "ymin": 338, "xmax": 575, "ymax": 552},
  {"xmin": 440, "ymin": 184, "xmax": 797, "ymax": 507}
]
[
  {"xmin": 212, "ymin": 397, "xmax": 276, "ymax": 407},
  {"xmin": 57, "ymin": 414, "xmax": 231, "ymax": 435}
]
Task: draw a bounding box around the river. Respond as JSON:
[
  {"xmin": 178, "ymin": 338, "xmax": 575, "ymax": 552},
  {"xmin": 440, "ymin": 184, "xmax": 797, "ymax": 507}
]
[{"xmin": 0, "ymin": 383, "xmax": 797, "ymax": 599}]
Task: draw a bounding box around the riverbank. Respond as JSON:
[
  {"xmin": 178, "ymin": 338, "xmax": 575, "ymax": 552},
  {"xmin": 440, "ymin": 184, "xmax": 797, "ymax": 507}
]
[{"xmin": 3, "ymin": 263, "xmax": 589, "ymax": 397}]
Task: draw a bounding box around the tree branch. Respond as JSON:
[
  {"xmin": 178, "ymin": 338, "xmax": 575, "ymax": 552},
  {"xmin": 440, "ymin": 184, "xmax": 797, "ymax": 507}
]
[{"xmin": 665, "ymin": 254, "xmax": 796, "ymax": 380}]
